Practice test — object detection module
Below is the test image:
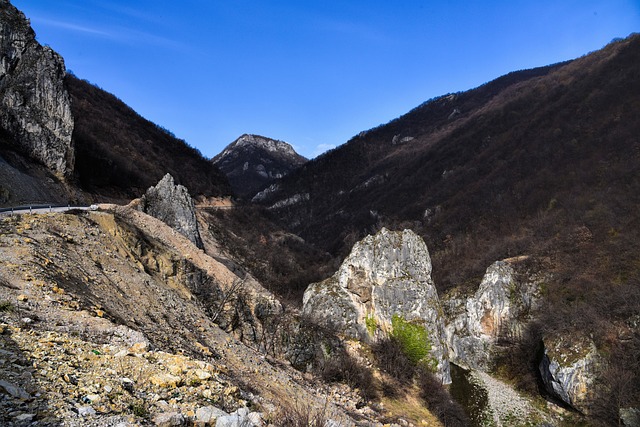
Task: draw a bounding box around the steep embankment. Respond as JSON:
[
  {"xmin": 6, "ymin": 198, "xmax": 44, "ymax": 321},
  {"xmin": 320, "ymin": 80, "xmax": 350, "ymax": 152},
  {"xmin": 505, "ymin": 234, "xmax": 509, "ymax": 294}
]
[{"xmin": 0, "ymin": 206, "xmax": 374, "ymax": 426}]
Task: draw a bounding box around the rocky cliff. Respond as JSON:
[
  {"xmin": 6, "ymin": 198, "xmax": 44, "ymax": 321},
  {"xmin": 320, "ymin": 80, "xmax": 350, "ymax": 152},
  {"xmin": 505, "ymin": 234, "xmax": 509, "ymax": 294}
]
[
  {"xmin": 302, "ymin": 228, "xmax": 451, "ymax": 383},
  {"xmin": 444, "ymin": 259, "xmax": 543, "ymax": 370},
  {"xmin": 212, "ymin": 134, "xmax": 307, "ymax": 199},
  {"xmin": 0, "ymin": 1, "xmax": 74, "ymax": 178},
  {"xmin": 137, "ymin": 174, "xmax": 204, "ymax": 249}
]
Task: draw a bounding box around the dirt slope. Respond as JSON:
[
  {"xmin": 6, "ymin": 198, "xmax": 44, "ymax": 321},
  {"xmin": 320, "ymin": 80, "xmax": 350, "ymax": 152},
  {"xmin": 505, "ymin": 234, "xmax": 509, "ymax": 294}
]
[{"xmin": 0, "ymin": 207, "xmax": 391, "ymax": 426}]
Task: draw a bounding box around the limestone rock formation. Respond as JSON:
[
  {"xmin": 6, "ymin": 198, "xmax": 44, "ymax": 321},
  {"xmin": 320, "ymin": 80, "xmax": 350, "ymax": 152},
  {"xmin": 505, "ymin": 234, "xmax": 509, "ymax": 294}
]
[
  {"xmin": 539, "ymin": 335, "xmax": 601, "ymax": 412},
  {"xmin": 444, "ymin": 259, "xmax": 542, "ymax": 370},
  {"xmin": 0, "ymin": 1, "xmax": 74, "ymax": 177},
  {"xmin": 138, "ymin": 174, "xmax": 204, "ymax": 249},
  {"xmin": 212, "ymin": 134, "xmax": 307, "ymax": 199},
  {"xmin": 302, "ymin": 228, "xmax": 451, "ymax": 383}
]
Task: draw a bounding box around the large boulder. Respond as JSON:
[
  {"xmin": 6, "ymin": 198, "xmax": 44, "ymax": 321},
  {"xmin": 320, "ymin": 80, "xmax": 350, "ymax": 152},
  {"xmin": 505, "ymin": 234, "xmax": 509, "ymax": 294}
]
[
  {"xmin": 302, "ymin": 228, "xmax": 451, "ymax": 383},
  {"xmin": 539, "ymin": 335, "xmax": 601, "ymax": 412},
  {"xmin": 444, "ymin": 259, "xmax": 542, "ymax": 370},
  {"xmin": 0, "ymin": 1, "xmax": 74, "ymax": 177},
  {"xmin": 138, "ymin": 174, "xmax": 204, "ymax": 249}
]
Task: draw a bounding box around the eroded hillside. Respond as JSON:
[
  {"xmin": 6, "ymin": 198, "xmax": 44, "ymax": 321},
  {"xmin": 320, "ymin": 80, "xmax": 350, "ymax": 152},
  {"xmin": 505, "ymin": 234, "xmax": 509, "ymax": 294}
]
[{"xmin": 0, "ymin": 207, "xmax": 380, "ymax": 426}]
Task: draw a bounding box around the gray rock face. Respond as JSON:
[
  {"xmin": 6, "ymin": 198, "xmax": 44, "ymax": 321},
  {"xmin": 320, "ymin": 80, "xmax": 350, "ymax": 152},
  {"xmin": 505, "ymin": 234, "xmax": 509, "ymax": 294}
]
[
  {"xmin": 139, "ymin": 174, "xmax": 203, "ymax": 249},
  {"xmin": 195, "ymin": 406, "xmax": 228, "ymax": 426},
  {"xmin": 0, "ymin": 1, "xmax": 74, "ymax": 177},
  {"xmin": 444, "ymin": 259, "xmax": 542, "ymax": 370},
  {"xmin": 302, "ymin": 228, "xmax": 451, "ymax": 383},
  {"xmin": 152, "ymin": 411, "xmax": 185, "ymax": 426},
  {"xmin": 215, "ymin": 407, "xmax": 261, "ymax": 427},
  {"xmin": 539, "ymin": 335, "xmax": 600, "ymax": 412}
]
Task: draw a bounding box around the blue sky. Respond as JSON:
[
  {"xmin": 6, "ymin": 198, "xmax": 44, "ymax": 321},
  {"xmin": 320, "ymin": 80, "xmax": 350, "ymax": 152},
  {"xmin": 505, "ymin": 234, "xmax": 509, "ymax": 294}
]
[{"xmin": 11, "ymin": 0, "xmax": 640, "ymax": 159}]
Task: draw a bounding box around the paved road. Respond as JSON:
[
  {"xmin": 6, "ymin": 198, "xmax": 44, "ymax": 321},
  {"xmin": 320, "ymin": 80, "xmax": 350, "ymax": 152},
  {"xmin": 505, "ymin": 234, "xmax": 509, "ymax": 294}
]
[{"xmin": 0, "ymin": 205, "xmax": 95, "ymax": 216}]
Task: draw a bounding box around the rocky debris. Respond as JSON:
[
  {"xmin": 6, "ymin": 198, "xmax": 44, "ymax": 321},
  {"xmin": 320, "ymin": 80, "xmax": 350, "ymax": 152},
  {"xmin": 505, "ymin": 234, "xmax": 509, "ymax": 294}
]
[
  {"xmin": 444, "ymin": 259, "xmax": 543, "ymax": 370},
  {"xmin": 138, "ymin": 174, "xmax": 204, "ymax": 249},
  {"xmin": 0, "ymin": 322, "xmax": 245, "ymax": 427},
  {"xmin": 303, "ymin": 228, "xmax": 451, "ymax": 384},
  {"xmin": 468, "ymin": 369, "xmax": 549, "ymax": 426},
  {"xmin": 0, "ymin": 0, "xmax": 75, "ymax": 177},
  {"xmin": 0, "ymin": 379, "xmax": 30, "ymax": 399},
  {"xmin": 152, "ymin": 411, "xmax": 185, "ymax": 426},
  {"xmin": 0, "ymin": 209, "xmax": 384, "ymax": 426},
  {"xmin": 212, "ymin": 134, "xmax": 307, "ymax": 199},
  {"xmin": 195, "ymin": 405, "xmax": 228, "ymax": 425},
  {"xmin": 539, "ymin": 335, "xmax": 601, "ymax": 412},
  {"xmin": 620, "ymin": 407, "xmax": 640, "ymax": 427},
  {"xmin": 214, "ymin": 406, "xmax": 262, "ymax": 427}
]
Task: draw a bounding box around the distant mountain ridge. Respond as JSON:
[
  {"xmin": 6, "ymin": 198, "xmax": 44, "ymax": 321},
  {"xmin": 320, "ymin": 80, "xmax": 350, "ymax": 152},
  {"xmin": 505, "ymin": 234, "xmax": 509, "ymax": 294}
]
[
  {"xmin": 252, "ymin": 35, "xmax": 640, "ymax": 419},
  {"xmin": 256, "ymin": 34, "xmax": 640, "ymax": 284},
  {"xmin": 212, "ymin": 133, "xmax": 307, "ymax": 199}
]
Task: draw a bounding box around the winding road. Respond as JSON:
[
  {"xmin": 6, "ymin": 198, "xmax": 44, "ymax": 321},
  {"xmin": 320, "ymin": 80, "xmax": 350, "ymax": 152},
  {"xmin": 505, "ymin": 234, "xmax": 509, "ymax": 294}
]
[{"xmin": 0, "ymin": 205, "xmax": 96, "ymax": 216}]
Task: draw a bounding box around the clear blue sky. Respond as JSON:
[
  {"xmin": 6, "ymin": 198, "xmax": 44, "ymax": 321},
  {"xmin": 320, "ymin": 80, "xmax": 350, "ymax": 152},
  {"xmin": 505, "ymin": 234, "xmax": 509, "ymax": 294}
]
[{"xmin": 11, "ymin": 0, "xmax": 640, "ymax": 159}]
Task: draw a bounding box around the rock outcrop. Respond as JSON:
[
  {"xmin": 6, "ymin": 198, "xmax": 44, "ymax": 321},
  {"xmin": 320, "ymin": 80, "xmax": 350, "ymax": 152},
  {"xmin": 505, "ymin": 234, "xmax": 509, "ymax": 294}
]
[
  {"xmin": 212, "ymin": 134, "xmax": 307, "ymax": 199},
  {"xmin": 0, "ymin": 1, "xmax": 74, "ymax": 177},
  {"xmin": 138, "ymin": 173, "xmax": 204, "ymax": 249},
  {"xmin": 302, "ymin": 228, "xmax": 451, "ymax": 383},
  {"xmin": 539, "ymin": 335, "xmax": 601, "ymax": 412},
  {"xmin": 444, "ymin": 259, "xmax": 542, "ymax": 370}
]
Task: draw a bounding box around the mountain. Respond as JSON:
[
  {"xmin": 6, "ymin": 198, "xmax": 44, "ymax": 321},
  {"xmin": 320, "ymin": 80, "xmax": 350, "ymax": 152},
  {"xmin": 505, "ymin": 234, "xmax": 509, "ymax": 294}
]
[
  {"xmin": 212, "ymin": 134, "xmax": 307, "ymax": 199},
  {"xmin": 257, "ymin": 34, "xmax": 640, "ymax": 420},
  {"xmin": 257, "ymin": 34, "xmax": 640, "ymax": 291}
]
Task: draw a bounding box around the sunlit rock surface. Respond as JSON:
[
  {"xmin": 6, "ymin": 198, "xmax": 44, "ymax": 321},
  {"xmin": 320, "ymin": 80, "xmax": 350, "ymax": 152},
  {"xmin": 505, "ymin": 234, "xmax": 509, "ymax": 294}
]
[
  {"xmin": 303, "ymin": 228, "xmax": 451, "ymax": 383},
  {"xmin": 444, "ymin": 259, "xmax": 542, "ymax": 370},
  {"xmin": 539, "ymin": 335, "xmax": 601, "ymax": 412},
  {"xmin": 138, "ymin": 174, "xmax": 204, "ymax": 249}
]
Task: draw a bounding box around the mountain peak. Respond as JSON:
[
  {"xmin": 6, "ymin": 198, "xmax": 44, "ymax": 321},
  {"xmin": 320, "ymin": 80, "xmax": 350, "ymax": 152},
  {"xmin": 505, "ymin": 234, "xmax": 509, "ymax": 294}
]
[
  {"xmin": 212, "ymin": 134, "xmax": 307, "ymax": 199},
  {"xmin": 230, "ymin": 134, "xmax": 300, "ymax": 158}
]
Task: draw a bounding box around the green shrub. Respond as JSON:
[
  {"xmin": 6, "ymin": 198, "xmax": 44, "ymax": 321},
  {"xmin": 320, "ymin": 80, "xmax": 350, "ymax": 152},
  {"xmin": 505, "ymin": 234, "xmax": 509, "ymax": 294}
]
[
  {"xmin": 391, "ymin": 314, "xmax": 431, "ymax": 364},
  {"xmin": 365, "ymin": 313, "xmax": 377, "ymax": 336}
]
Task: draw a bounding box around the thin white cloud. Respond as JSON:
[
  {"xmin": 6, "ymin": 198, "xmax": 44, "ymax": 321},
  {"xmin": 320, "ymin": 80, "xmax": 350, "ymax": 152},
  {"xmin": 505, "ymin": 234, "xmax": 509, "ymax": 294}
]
[
  {"xmin": 31, "ymin": 16, "xmax": 184, "ymax": 50},
  {"xmin": 33, "ymin": 17, "xmax": 113, "ymax": 38}
]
